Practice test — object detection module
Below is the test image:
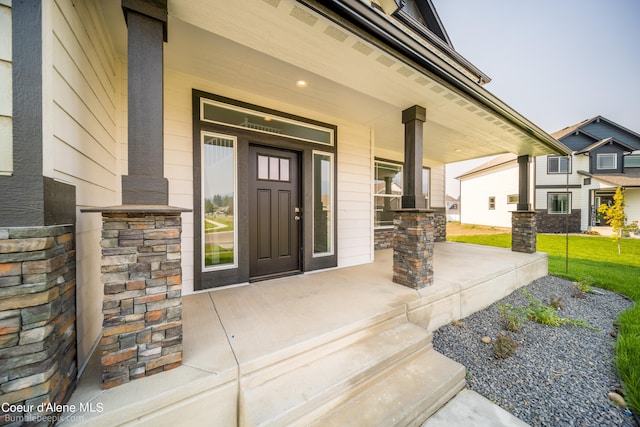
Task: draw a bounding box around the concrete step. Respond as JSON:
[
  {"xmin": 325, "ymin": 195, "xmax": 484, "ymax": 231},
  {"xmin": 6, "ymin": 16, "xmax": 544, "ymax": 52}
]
[
  {"xmin": 240, "ymin": 321, "xmax": 433, "ymax": 427},
  {"xmin": 309, "ymin": 349, "xmax": 466, "ymax": 427},
  {"xmin": 240, "ymin": 305, "xmax": 412, "ymax": 386}
]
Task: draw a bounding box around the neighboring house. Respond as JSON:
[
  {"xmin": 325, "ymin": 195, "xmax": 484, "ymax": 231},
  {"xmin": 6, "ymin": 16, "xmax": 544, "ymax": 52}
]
[
  {"xmin": 0, "ymin": 0, "xmax": 567, "ymax": 415},
  {"xmin": 445, "ymin": 194, "xmax": 460, "ymax": 222},
  {"xmin": 457, "ymin": 153, "xmax": 532, "ymax": 228},
  {"xmin": 535, "ymin": 116, "xmax": 640, "ymax": 233},
  {"xmin": 458, "ymin": 116, "xmax": 640, "ymax": 233}
]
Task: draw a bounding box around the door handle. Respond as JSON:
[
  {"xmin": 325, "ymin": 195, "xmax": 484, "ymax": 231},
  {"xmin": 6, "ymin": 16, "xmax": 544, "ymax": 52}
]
[{"xmin": 295, "ymin": 215, "xmax": 301, "ymax": 221}]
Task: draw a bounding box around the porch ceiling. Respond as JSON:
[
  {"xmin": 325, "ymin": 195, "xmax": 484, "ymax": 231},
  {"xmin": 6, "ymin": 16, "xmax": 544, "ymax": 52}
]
[{"xmin": 99, "ymin": 0, "xmax": 568, "ymax": 163}]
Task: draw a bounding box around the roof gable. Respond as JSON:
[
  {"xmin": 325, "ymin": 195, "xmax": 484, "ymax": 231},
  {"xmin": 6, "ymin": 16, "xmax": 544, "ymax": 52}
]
[
  {"xmin": 552, "ymin": 116, "xmax": 640, "ymax": 151},
  {"xmin": 392, "ymin": 0, "xmax": 453, "ymax": 47},
  {"xmin": 576, "ymin": 137, "xmax": 637, "ymax": 154}
]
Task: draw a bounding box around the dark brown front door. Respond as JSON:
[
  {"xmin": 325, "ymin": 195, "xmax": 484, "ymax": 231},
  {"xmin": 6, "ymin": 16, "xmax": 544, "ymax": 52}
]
[{"xmin": 249, "ymin": 145, "xmax": 301, "ymax": 279}]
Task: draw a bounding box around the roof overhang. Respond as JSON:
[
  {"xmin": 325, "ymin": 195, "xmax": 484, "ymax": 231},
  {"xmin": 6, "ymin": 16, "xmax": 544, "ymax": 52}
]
[
  {"xmin": 98, "ymin": 0, "xmax": 569, "ymax": 163},
  {"xmin": 578, "ymin": 171, "xmax": 640, "ymax": 188}
]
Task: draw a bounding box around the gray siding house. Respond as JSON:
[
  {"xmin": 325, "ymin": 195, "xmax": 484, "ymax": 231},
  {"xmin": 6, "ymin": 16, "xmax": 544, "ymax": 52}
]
[{"xmin": 535, "ymin": 116, "xmax": 640, "ymax": 233}]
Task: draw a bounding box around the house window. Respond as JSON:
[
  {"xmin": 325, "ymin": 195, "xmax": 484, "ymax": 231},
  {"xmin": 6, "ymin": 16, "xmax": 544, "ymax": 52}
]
[
  {"xmin": 202, "ymin": 133, "xmax": 237, "ymax": 270},
  {"xmin": 488, "ymin": 197, "xmax": 496, "ymax": 210},
  {"xmin": 624, "ymin": 155, "xmax": 640, "ymax": 168},
  {"xmin": 373, "ymin": 160, "xmax": 429, "ymax": 227},
  {"xmin": 547, "ymin": 156, "xmax": 570, "ymax": 174},
  {"xmin": 597, "ymin": 153, "xmax": 616, "ymax": 170},
  {"xmin": 507, "ymin": 194, "xmax": 519, "ymax": 204},
  {"xmin": 313, "ymin": 151, "xmax": 334, "ymax": 256},
  {"xmin": 374, "ymin": 161, "xmax": 402, "ymax": 227},
  {"xmin": 548, "ymin": 193, "xmax": 571, "ymax": 214}
]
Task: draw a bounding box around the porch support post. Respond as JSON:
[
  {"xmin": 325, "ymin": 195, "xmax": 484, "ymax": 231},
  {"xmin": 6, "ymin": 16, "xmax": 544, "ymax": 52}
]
[
  {"xmin": 516, "ymin": 155, "xmax": 531, "ymax": 211},
  {"xmin": 393, "ymin": 105, "xmax": 433, "ymax": 289},
  {"xmin": 401, "ymin": 105, "xmax": 427, "ymax": 209},
  {"xmin": 512, "ymin": 155, "xmax": 537, "ymax": 253},
  {"xmin": 121, "ymin": 0, "xmax": 169, "ymax": 205}
]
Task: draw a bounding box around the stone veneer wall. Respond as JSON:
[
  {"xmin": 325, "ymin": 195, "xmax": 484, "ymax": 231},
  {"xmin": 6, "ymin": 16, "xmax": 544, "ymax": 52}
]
[
  {"xmin": 432, "ymin": 208, "xmax": 446, "ymax": 242},
  {"xmin": 376, "ymin": 208, "xmax": 445, "ymax": 250},
  {"xmin": 0, "ymin": 225, "xmax": 77, "ymax": 423},
  {"xmin": 374, "ymin": 229, "xmax": 394, "ymax": 250},
  {"xmin": 512, "ymin": 211, "xmax": 537, "ymax": 254},
  {"xmin": 99, "ymin": 211, "xmax": 183, "ymax": 389},
  {"xmin": 392, "ymin": 210, "xmax": 434, "ymax": 289},
  {"xmin": 535, "ymin": 209, "xmax": 581, "ymax": 233}
]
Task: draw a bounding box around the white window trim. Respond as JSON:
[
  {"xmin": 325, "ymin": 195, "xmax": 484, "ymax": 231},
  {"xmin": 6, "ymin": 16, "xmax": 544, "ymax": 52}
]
[
  {"xmin": 547, "ymin": 155, "xmax": 570, "ymax": 174},
  {"xmin": 597, "ymin": 153, "xmax": 617, "ymax": 170},
  {"xmin": 547, "ymin": 192, "xmax": 571, "ymax": 214},
  {"xmin": 201, "ymin": 131, "xmax": 238, "ymax": 272},
  {"xmin": 312, "ymin": 150, "xmax": 335, "ymax": 258}
]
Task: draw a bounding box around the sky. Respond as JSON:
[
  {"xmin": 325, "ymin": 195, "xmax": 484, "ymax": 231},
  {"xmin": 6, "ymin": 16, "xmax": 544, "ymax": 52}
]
[{"xmin": 431, "ymin": 0, "xmax": 640, "ymax": 197}]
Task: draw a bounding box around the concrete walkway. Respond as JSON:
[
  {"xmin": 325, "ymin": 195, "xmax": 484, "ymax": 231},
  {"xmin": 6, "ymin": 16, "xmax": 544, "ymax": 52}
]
[{"xmin": 422, "ymin": 389, "xmax": 531, "ymax": 427}]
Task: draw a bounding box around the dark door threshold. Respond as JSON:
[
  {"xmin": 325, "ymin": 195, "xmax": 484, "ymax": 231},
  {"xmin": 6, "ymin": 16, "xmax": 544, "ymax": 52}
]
[{"xmin": 249, "ymin": 270, "xmax": 302, "ymax": 283}]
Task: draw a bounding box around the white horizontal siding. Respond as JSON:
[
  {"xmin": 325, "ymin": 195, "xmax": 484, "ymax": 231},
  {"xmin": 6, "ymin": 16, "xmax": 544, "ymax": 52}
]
[
  {"xmin": 48, "ymin": 0, "xmax": 119, "ymax": 365},
  {"xmin": 625, "ymin": 189, "xmax": 640, "ymax": 226},
  {"xmin": 460, "ymin": 163, "xmax": 519, "ymax": 228},
  {"xmin": 426, "ymin": 162, "xmax": 445, "ymax": 208},
  {"xmin": 535, "ymin": 154, "xmax": 585, "ymax": 187},
  {"xmin": 337, "ymin": 125, "xmax": 373, "ymax": 267}
]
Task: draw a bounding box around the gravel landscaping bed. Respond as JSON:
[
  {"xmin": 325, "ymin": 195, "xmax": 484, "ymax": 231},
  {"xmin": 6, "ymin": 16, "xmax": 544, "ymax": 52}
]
[{"xmin": 432, "ymin": 275, "xmax": 636, "ymax": 427}]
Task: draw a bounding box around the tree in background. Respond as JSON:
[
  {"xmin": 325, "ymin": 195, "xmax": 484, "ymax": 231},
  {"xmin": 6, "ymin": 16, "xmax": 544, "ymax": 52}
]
[{"xmin": 597, "ymin": 187, "xmax": 639, "ymax": 254}]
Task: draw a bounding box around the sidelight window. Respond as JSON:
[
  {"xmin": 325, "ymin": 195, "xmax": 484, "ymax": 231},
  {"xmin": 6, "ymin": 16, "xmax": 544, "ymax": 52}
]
[
  {"xmin": 202, "ymin": 132, "xmax": 237, "ymax": 270},
  {"xmin": 313, "ymin": 151, "xmax": 334, "ymax": 256}
]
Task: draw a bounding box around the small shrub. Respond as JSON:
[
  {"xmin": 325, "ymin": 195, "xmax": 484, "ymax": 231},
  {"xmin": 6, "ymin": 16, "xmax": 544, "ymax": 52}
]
[
  {"xmin": 498, "ymin": 303, "xmax": 526, "ymax": 332},
  {"xmin": 521, "ymin": 289, "xmax": 599, "ymax": 330},
  {"xmin": 573, "ymin": 276, "xmax": 594, "ymax": 298},
  {"xmin": 493, "ymin": 333, "xmax": 519, "ymax": 358}
]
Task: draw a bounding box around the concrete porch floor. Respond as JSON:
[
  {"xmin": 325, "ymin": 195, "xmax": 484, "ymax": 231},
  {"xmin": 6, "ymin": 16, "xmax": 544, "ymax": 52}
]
[{"xmin": 60, "ymin": 242, "xmax": 546, "ymax": 426}]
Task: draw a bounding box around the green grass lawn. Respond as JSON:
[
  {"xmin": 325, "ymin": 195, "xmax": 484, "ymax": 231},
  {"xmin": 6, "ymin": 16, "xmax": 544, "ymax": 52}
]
[{"xmin": 448, "ymin": 232, "xmax": 640, "ymax": 413}]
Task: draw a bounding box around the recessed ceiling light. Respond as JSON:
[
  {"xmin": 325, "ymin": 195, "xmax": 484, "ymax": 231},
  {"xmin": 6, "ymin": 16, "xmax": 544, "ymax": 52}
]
[{"xmin": 296, "ymin": 80, "xmax": 308, "ymax": 88}]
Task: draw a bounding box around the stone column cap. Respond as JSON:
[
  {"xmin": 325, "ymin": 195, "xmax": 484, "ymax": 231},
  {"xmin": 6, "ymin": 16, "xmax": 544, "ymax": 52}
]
[{"xmin": 81, "ymin": 205, "xmax": 192, "ymax": 214}]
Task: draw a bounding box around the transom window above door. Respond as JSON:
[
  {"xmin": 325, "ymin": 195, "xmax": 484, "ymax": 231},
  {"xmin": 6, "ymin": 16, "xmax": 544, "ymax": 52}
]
[{"xmin": 257, "ymin": 155, "xmax": 290, "ymax": 182}]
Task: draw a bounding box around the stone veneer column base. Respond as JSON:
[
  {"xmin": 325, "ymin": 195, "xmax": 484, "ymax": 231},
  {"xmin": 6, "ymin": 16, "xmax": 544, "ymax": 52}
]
[
  {"xmin": 432, "ymin": 208, "xmax": 447, "ymax": 242},
  {"xmin": 0, "ymin": 225, "xmax": 77, "ymax": 422},
  {"xmin": 90, "ymin": 206, "xmax": 188, "ymax": 389},
  {"xmin": 392, "ymin": 210, "xmax": 434, "ymax": 289},
  {"xmin": 512, "ymin": 211, "xmax": 537, "ymax": 253}
]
